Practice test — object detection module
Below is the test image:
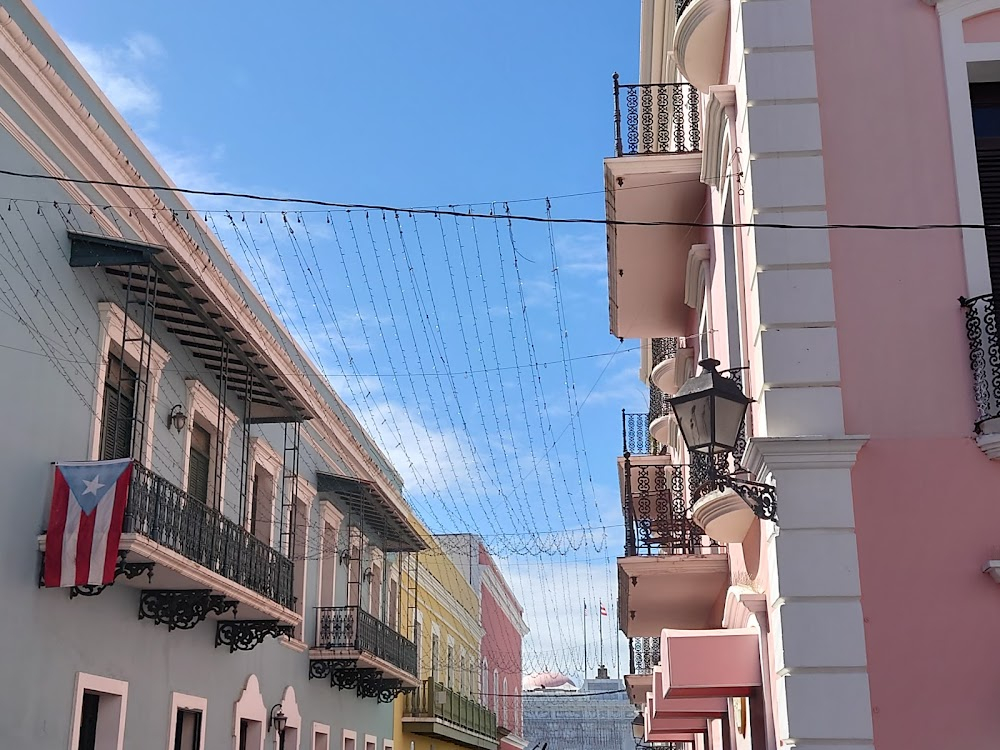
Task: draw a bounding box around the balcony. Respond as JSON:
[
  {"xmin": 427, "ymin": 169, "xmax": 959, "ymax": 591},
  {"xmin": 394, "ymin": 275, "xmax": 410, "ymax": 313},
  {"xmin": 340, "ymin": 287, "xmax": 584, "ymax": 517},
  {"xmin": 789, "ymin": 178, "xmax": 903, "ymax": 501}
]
[
  {"xmin": 404, "ymin": 680, "xmax": 498, "ymax": 750},
  {"xmin": 606, "ymin": 78, "xmax": 705, "ymax": 339},
  {"xmin": 309, "ymin": 605, "xmax": 419, "ymax": 701},
  {"xmin": 961, "ymin": 294, "xmax": 1000, "ymax": 442},
  {"xmin": 673, "ymin": 0, "xmax": 729, "ymax": 92},
  {"xmin": 38, "ymin": 461, "xmax": 297, "ymax": 649},
  {"xmin": 617, "ymin": 418, "xmax": 727, "ymax": 638},
  {"xmin": 625, "ymin": 636, "xmax": 661, "ymax": 706}
]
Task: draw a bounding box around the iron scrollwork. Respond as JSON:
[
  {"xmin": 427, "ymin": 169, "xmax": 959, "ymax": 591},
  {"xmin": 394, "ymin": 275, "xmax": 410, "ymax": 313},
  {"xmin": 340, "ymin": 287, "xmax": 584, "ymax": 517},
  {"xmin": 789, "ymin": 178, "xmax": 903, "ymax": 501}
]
[
  {"xmin": 138, "ymin": 589, "xmax": 238, "ymax": 631},
  {"xmin": 708, "ymin": 475, "xmax": 778, "ymax": 522},
  {"xmin": 215, "ymin": 620, "xmax": 294, "ymax": 652},
  {"xmin": 614, "ymin": 79, "xmax": 701, "ymax": 157},
  {"xmin": 69, "ymin": 552, "xmax": 155, "ymax": 598}
]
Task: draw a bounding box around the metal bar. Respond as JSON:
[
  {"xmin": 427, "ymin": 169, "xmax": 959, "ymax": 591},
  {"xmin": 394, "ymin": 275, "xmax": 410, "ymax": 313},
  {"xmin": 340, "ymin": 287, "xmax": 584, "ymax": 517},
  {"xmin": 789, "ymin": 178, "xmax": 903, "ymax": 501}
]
[{"xmin": 613, "ymin": 73, "xmax": 623, "ymax": 157}]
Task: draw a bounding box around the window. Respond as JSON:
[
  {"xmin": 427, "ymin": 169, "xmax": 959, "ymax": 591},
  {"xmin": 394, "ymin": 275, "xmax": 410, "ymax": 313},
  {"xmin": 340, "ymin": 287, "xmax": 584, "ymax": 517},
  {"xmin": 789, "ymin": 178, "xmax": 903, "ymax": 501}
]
[
  {"xmin": 348, "ymin": 543, "xmax": 361, "ymax": 608},
  {"xmin": 502, "ymin": 678, "xmax": 508, "ymax": 728},
  {"xmin": 413, "ymin": 615, "xmax": 423, "ymax": 678},
  {"xmin": 70, "ymin": 674, "xmax": 128, "ymax": 750},
  {"xmin": 972, "ymin": 81, "xmax": 1000, "ymax": 292},
  {"xmin": 431, "ymin": 633, "xmax": 440, "ymax": 684},
  {"xmin": 493, "ymin": 670, "xmax": 499, "ymax": 713},
  {"xmin": 482, "ymin": 660, "xmax": 488, "ymax": 706},
  {"xmin": 312, "ymin": 723, "xmax": 331, "ymax": 750},
  {"xmin": 291, "ymin": 496, "xmax": 308, "ymax": 635},
  {"xmin": 459, "ymin": 653, "xmax": 466, "ymax": 695},
  {"xmin": 233, "ymin": 675, "xmax": 265, "ymax": 750},
  {"xmin": 173, "ymin": 709, "xmax": 202, "ymax": 750},
  {"xmin": 250, "ymin": 465, "xmax": 275, "ymax": 544},
  {"xmin": 387, "ymin": 578, "xmax": 398, "ymax": 630},
  {"xmin": 447, "ymin": 643, "xmax": 454, "ymax": 688},
  {"xmin": 168, "ymin": 693, "xmax": 206, "ymax": 750},
  {"xmin": 320, "ymin": 521, "xmax": 338, "ymax": 608},
  {"xmin": 187, "ymin": 423, "xmax": 211, "ymax": 503},
  {"xmin": 370, "ymin": 563, "xmax": 382, "ymax": 619},
  {"xmin": 343, "ymin": 729, "xmax": 357, "ymax": 750},
  {"xmin": 99, "ymin": 353, "xmax": 136, "ymax": 461}
]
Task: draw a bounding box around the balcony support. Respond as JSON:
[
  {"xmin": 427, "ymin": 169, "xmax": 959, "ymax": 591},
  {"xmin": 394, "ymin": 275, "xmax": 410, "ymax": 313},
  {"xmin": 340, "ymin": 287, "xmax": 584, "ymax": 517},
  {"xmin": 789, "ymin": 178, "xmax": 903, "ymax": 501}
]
[
  {"xmin": 138, "ymin": 589, "xmax": 238, "ymax": 631},
  {"xmin": 215, "ymin": 619, "xmax": 294, "ymax": 652},
  {"xmin": 64, "ymin": 551, "xmax": 155, "ymax": 598},
  {"xmin": 308, "ymin": 658, "xmax": 416, "ymax": 703}
]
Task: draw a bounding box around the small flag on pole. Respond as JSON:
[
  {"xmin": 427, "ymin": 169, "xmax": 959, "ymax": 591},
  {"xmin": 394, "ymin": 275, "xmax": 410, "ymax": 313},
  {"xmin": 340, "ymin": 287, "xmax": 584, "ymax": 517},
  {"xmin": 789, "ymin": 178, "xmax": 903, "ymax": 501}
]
[
  {"xmin": 600, "ymin": 602, "xmax": 608, "ymax": 616},
  {"xmin": 44, "ymin": 458, "xmax": 133, "ymax": 588}
]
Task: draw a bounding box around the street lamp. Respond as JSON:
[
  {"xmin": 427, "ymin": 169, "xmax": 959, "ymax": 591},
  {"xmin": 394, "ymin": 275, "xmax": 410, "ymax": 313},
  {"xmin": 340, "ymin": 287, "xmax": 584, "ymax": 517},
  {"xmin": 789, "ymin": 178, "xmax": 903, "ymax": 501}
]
[
  {"xmin": 669, "ymin": 359, "xmax": 777, "ymax": 520},
  {"xmin": 631, "ymin": 714, "xmax": 645, "ymax": 742},
  {"xmin": 269, "ymin": 703, "xmax": 287, "ymax": 735}
]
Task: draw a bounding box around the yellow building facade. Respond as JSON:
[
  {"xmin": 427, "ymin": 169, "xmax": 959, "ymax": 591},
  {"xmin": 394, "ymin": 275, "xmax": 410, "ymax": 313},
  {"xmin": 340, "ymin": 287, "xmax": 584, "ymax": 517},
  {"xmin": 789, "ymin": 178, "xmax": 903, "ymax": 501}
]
[{"xmin": 394, "ymin": 538, "xmax": 498, "ymax": 750}]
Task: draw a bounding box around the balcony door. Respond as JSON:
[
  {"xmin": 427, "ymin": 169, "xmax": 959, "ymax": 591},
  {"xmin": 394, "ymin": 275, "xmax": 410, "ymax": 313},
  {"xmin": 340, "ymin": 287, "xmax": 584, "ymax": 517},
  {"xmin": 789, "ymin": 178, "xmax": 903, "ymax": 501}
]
[
  {"xmin": 99, "ymin": 353, "xmax": 136, "ymax": 461},
  {"xmin": 971, "ymin": 81, "xmax": 1000, "ymax": 293},
  {"xmin": 187, "ymin": 424, "xmax": 211, "ymax": 504}
]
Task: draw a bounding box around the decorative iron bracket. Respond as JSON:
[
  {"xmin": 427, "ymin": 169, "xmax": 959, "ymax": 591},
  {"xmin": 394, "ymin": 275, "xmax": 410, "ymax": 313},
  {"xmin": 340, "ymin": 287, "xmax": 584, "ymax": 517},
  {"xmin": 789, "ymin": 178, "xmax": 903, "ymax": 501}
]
[
  {"xmin": 138, "ymin": 590, "xmax": 238, "ymax": 631},
  {"xmin": 215, "ymin": 620, "xmax": 294, "ymax": 652},
  {"xmin": 308, "ymin": 658, "xmax": 413, "ymax": 702},
  {"xmin": 70, "ymin": 552, "xmax": 155, "ymax": 598},
  {"xmin": 710, "ymin": 475, "xmax": 778, "ymax": 522},
  {"xmin": 377, "ymin": 679, "xmax": 416, "ymax": 704}
]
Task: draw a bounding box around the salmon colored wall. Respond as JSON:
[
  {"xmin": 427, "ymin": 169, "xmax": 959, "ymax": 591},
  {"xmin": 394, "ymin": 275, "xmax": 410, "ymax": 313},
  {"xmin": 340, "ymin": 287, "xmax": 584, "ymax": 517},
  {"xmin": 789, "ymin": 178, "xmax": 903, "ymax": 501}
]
[
  {"xmin": 964, "ymin": 10, "xmax": 1000, "ymax": 43},
  {"xmin": 812, "ymin": 1, "xmax": 1000, "ymax": 747}
]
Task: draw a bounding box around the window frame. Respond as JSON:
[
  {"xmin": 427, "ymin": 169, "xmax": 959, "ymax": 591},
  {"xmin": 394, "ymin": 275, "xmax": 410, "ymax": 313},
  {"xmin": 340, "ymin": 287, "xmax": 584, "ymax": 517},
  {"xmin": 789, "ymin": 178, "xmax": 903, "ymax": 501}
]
[
  {"xmin": 68, "ymin": 672, "xmax": 128, "ymax": 750},
  {"xmin": 311, "ymin": 723, "xmax": 331, "ymax": 750},
  {"xmin": 181, "ymin": 378, "xmax": 238, "ymax": 511},
  {"xmin": 166, "ymin": 692, "xmax": 207, "ymax": 750}
]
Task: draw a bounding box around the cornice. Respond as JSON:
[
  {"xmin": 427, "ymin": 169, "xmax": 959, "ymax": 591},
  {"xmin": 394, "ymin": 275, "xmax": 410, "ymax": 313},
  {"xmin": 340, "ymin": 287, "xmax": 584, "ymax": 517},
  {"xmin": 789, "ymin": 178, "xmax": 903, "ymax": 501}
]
[
  {"xmin": 743, "ymin": 435, "xmax": 869, "ymax": 477},
  {"xmin": 0, "ymin": 4, "xmax": 414, "ymax": 518},
  {"xmin": 417, "ymin": 562, "xmax": 485, "ymax": 642},
  {"xmin": 483, "ymin": 567, "xmax": 530, "ymax": 636}
]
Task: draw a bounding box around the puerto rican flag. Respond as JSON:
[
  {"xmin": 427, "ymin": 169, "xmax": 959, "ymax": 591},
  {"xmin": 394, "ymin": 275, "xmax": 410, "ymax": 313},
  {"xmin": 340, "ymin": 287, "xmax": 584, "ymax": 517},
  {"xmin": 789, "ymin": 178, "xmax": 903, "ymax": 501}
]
[
  {"xmin": 44, "ymin": 458, "xmax": 133, "ymax": 588},
  {"xmin": 600, "ymin": 602, "xmax": 608, "ymax": 617}
]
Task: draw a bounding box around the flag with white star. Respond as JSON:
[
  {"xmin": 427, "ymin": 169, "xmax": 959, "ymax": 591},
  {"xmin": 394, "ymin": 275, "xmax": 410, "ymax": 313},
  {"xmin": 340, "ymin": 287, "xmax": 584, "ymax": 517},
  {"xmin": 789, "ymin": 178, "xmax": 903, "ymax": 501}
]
[{"xmin": 44, "ymin": 458, "xmax": 133, "ymax": 587}]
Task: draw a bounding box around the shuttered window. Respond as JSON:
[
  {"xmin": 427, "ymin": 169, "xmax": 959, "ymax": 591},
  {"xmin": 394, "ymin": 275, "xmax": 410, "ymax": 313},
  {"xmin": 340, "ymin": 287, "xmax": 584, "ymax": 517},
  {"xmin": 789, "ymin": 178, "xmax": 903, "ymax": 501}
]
[
  {"xmin": 187, "ymin": 424, "xmax": 211, "ymax": 504},
  {"xmin": 971, "ymin": 82, "xmax": 1000, "ymax": 292},
  {"xmin": 99, "ymin": 354, "xmax": 136, "ymax": 461}
]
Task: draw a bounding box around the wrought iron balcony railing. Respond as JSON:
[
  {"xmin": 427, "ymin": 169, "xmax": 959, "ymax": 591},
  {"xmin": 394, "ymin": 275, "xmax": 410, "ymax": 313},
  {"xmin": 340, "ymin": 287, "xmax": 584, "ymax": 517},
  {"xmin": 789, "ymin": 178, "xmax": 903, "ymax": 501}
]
[
  {"xmin": 676, "ymin": 0, "xmax": 695, "ymax": 20},
  {"xmin": 960, "ymin": 294, "xmax": 1000, "ymax": 432},
  {"xmin": 651, "ymin": 337, "xmax": 679, "ymax": 368},
  {"xmin": 406, "ymin": 679, "xmax": 498, "ymax": 739},
  {"xmin": 315, "ymin": 605, "xmax": 418, "ymax": 676},
  {"xmin": 123, "ymin": 462, "xmax": 294, "ymax": 608},
  {"xmin": 622, "ymin": 458, "xmax": 723, "ymax": 557},
  {"xmin": 629, "ymin": 636, "xmax": 661, "ymax": 675},
  {"xmin": 613, "ymin": 76, "xmax": 701, "ymax": 157}
]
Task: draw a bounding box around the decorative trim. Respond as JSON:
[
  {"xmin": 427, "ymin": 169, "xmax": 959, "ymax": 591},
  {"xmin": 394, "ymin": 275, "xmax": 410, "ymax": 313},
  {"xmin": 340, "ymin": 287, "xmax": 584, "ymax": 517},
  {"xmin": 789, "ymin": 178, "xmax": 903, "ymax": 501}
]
[
  {"xmin": 743, "ymin": 435, "xmax": 870, "ymax": 477},
  {"xmin": 89, "ymin": 301, "xmax": 171, "ymax": 465},
  {"xmin": 482, "ymin": 566, "xmax": 530, "ymax": 636},
  {"xmin": 233, "ymin": 675, "xmax": 266, "ymax": 750},
  {"xmin": 165, "ymin": 692, "xmax": 206, "ymax": 750},
  {"xmin": 365, "ymin": 735, "xmax": 378, "ymax": 750},
  {"xmin": 68, "ymin": 673, "xmax": 128, "ymax": 750},
  {"xmin": 215, "ymin": 620, "xmax": 293, "ymax": 652},
  {"xmin": 419, "ymin": 562, "xmax": 486, "ymax": 640},
  {"xmin": 137, "ymin": 589, "xmax": 238, "ymax": 630},
  {"xmin": 701, "ymin": 87, "xmax": 734, "ymax": 188},
  {"xmin": 312, "ymin": 723, "xmax": 331, "ymax": 750},
  {"xmin": 280, "ymin": 685, "xmax": 303, "ymax": 750},
  {"xmin": 684, "ymin": 245, "xmax": 711, "ymax": 309},
  {"xmin": 342, "ymin": 729, "xmax": 358, "ymax": 750}
]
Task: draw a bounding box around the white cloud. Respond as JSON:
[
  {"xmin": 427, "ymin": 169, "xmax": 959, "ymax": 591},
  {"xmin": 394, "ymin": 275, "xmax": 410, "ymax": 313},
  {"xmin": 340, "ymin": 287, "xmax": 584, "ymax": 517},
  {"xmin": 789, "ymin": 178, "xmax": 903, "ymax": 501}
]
[{"xmin": 67, "ymin": 33, "xmax": 163, "ymax": 120}]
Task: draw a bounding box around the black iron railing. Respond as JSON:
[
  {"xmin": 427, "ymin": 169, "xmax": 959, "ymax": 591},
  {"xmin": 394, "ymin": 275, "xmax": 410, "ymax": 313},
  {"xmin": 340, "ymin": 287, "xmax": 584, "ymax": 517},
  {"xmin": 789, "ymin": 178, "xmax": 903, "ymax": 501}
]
[
  {"xmin": 315, "ymin": 605, "xmax": 418, "ymax": 676},
  {"xmin": 622, "ymin": 458, "xmax": 721, "ymax": 557},
  {"xmin": 123, "ymin": 462, "xmax": 294, "ymax": 608},
  {"xmin": 629, "ymin": 636, "xmax": 661, "ymax": 675},
  {"xmin": 623, "ymin": 411, "xmax": 654, "ymax": 456},
  {"xmin": 613, "ymin": 75, "xmax": 701, "ymax": 157},
  {"xmin": 960, "ymin": 294, "xmax": 1000, "ymax": 431},
  {"xmin": 407, "ymin": 680, "xmax": 498, "ymax": 739},
  {"xmin": 676, "ymin": 0, "xmax": 695, "ymax": 19},
  {"xmin": 651, "ymin": 337, "xmax": 679, "ymax": 368}
]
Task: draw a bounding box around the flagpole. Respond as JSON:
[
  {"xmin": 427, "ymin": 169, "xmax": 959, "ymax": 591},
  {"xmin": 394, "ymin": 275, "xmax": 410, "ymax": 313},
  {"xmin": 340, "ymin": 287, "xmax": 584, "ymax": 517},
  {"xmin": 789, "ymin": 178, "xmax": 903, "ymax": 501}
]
[{"xmin": 583, "ymin": 600, "xmax": 588, "ymax": 679}]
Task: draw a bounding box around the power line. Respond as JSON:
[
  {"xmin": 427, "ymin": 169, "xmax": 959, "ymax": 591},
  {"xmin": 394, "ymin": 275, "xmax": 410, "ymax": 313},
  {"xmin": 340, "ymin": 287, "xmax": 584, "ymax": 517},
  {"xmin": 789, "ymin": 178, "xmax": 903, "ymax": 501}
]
[{"xmin": 0, "ymin": 168, "xmax": 995, "ymax": 229}]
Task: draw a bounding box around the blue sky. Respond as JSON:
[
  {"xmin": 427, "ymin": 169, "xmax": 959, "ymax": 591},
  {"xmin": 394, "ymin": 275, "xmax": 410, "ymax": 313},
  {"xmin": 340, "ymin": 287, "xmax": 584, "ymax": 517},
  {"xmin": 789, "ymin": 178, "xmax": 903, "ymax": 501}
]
[{"xmin": 37, "ymin": 0, "xmax": 645, "ymax": 682}]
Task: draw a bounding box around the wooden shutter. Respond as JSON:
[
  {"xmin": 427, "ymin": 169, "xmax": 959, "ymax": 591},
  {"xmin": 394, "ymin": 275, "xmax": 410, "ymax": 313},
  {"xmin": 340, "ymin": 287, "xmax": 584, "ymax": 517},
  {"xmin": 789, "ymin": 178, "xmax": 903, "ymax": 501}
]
[
  {"xmin": 99, "ymin": 354, "xmax": 135, "ymax": 461},
  {"xmin": 187, "ymin": 424, "xmax": 211, "ymax": 503}
]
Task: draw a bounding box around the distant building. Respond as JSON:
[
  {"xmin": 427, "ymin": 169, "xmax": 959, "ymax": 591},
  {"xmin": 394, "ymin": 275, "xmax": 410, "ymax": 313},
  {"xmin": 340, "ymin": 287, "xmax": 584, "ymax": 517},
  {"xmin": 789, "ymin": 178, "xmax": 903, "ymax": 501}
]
[{"xmin": 522, "ymin": 668, "xmax": 634, "ymax": 750}]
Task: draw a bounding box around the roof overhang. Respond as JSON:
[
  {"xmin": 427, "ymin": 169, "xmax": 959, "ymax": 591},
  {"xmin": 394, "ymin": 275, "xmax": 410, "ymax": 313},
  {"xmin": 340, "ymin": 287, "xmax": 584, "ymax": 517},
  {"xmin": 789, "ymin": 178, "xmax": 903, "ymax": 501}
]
[
  {"xmin": 69, "ymin": 231, "xmax": 311, "ymax": 423},
  {"xmin": 317, "ymin": 472, "xmax": 427, "ymax": 552}
]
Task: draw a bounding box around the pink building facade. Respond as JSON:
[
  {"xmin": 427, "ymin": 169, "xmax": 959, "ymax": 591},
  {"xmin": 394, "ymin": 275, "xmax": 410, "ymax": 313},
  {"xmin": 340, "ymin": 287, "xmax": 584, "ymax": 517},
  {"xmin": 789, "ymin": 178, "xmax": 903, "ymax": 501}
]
[
  {"xmin": 610, "ymin": 1, "xmax": 1000, "ymax": 749},
  {"xmin": 440, "ymin": 536, "xmax": 529, "ymax": 750}
]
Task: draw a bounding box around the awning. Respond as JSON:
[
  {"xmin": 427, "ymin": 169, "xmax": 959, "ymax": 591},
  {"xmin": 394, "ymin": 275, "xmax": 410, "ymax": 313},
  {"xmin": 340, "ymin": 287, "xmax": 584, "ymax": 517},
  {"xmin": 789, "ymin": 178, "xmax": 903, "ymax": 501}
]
[
  {"xmin": 659, "ymin": 628, "xmax": 762, "ymax": 698},
  {"xmin": 317, "ymin": 473, "xmax": 426, "ymax": 552}
]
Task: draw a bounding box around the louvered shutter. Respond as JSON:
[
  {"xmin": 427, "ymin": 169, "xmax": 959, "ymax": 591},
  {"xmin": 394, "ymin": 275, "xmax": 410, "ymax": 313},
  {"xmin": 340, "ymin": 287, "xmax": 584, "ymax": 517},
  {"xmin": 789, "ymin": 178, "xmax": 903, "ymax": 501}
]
[
  {"xmin": 99, "ymin": 354, "xmax": 136, "ymax": 461},
  {"xmin": 187, "ymin": 424, "xmax": 211, "ymax": 503}
]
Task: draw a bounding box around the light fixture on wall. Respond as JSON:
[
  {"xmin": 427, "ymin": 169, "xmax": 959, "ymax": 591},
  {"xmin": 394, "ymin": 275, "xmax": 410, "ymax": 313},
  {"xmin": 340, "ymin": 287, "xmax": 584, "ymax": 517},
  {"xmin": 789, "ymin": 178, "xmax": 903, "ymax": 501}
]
[
  {"xmin": 631, "ymin": 713, "xmax": 645, "ymax": 742},
  {"xmin": 668, "ymin": 358, "xmax": 777, "ymax": 520},
  {"xmin": 363, "ymin": 567, "xmax": 374, "ymax": 582},
  {"xmin": 167, "ymin": 404, "xmax": 187, "ymax": 433},
  {"xmin": 268, "ymin": 703, "xmax": 287, "ymax": 735},
  {"xmin": 339, "ymin": 549, "xmax": 351, "ymax": 566}
]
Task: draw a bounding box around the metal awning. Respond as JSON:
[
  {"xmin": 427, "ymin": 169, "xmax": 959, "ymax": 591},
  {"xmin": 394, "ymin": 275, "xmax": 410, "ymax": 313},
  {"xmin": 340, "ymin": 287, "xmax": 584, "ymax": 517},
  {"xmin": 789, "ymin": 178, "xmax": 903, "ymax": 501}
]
[
  {"xmin": 69, "ymin": 231, "xmax": 311, "ymax": 423},
  {"xmin": 317, "ymin": 472, "xmax": 426, "ymax": 553}
]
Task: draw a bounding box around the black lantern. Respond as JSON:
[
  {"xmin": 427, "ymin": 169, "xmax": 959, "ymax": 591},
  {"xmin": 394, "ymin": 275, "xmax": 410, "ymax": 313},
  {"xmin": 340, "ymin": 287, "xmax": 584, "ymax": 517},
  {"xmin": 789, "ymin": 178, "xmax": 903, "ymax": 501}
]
[
  {"xmin": 670, "ymin": 359, "xmax": 750, "ymax": 455},
  {"xmin": 632, "ymin": 714, "xmax": 645, "ymax": 742},
  {"xmin": 269, "ymin": 703, "xmax": 287, "ymax": 734},
  {"xmin": 167, "ymin": 404, "xmax": 187, "ymax": 432},
  {"xmin": 668, "ymin": 359, "xmax": 777, "ymax": 521}
]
